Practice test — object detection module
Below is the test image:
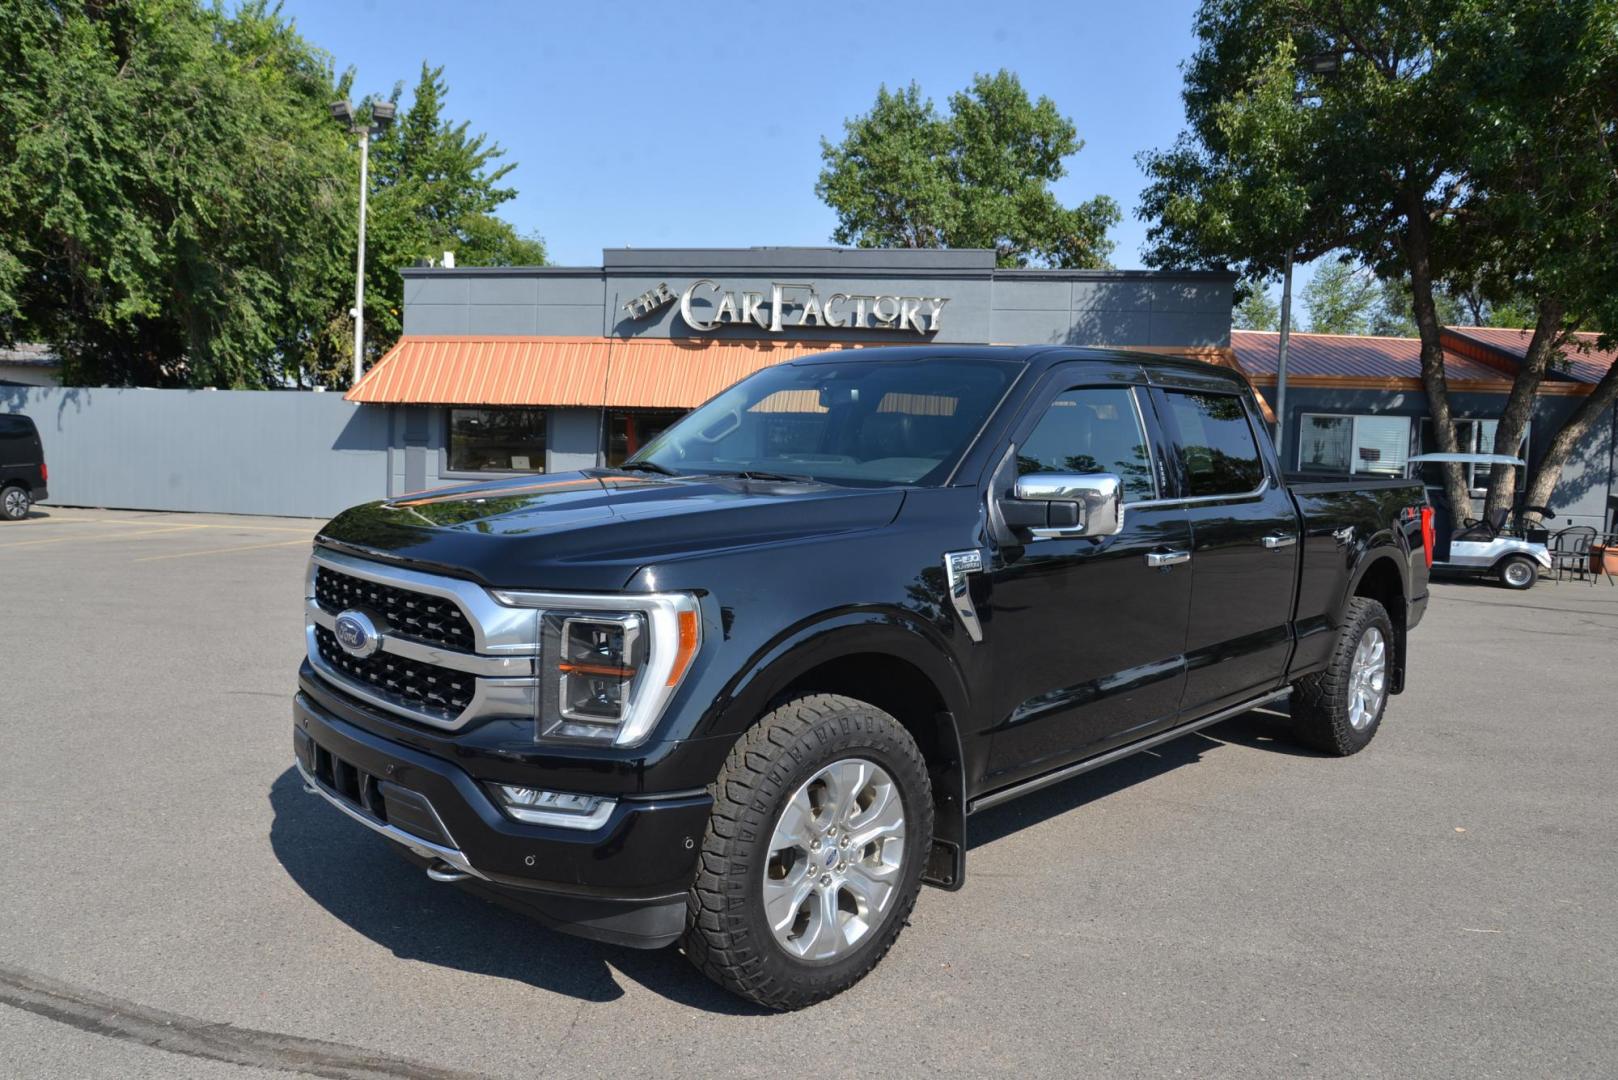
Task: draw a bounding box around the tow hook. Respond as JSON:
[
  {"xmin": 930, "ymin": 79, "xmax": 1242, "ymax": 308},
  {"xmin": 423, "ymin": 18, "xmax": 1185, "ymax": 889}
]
[{"xmin": 425, "ymin": 859, "xmax": 472, "ymax": 883}]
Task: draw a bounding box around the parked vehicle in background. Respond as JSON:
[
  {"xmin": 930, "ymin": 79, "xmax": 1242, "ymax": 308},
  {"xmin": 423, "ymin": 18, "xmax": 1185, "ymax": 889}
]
[
  {"xmin": 292, "ymin": 346, "xmax": 1430, "ymax": 1009},
  {"xmin": 0, "ymin": 414, "xmax": 47, "ymax": 520},
  {"xmin": 1412, "ymin": 453, "xmax": 1552, "ymax": 589}
]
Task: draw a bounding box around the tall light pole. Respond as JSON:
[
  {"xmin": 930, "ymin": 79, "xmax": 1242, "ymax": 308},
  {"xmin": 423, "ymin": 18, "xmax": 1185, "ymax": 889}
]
[
  {"xmin": 1274, "ymin": 250, "xmax": 1294, "ymax": 466},
  {"xmin": 1272, "ymin": 52, "xmax": 1340, "ymax": 469},
  {"xmin": 331, "ymin": 99, "xmax": 395, "ymax": 388}
]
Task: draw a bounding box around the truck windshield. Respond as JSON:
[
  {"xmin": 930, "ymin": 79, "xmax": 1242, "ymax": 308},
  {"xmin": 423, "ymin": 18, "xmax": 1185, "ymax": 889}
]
[{"xmin": 625, "ymin": 357, "xmax": 1019, "ymax": 487}]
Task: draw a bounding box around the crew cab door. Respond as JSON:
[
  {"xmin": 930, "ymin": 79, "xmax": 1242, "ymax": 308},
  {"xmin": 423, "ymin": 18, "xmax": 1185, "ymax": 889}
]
[
  {"xmin": 1151, "ymin": 385, "xmax": 1299, "ymax": 716},
  {"xmin": 982, "ymin": 377, "xmax": 1193, "ymax": 788}
]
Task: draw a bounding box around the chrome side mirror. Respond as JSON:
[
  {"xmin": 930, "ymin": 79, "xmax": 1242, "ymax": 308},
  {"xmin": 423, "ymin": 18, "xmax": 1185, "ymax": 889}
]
[{"xmin": 1010, "ymin": 473, "xmax": 1124, "ymax": 539}]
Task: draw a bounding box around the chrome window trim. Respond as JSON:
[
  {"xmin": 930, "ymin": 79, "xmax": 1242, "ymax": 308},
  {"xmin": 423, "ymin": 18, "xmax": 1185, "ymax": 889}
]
[
  {"xmin": 305, "ymin": 600, "xmax": 534, "ymax": 678},
  {"xmin": 309, "ymin": 548, "xmax": 538, "ymax": 655},
  {"xmin": 296, "ymin": 759, "xmax": 488, "ymax": 881},
  {"xmin": 1128, "ymin": 476, "xmax": 1272, "ymax": 511},
  {"xmin": 305, "ymin": 623, "xmax": 538, "ymax": 731},
  {"xmin": 1126, "ymin": 386, "xmax": 1160, "ymax": 502}
]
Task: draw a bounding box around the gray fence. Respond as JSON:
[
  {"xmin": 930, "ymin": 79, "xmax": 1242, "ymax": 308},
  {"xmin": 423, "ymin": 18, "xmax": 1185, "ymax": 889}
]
[{"xmin": 2, "ymin": 387, "xmax": 392, "ymax": 519}]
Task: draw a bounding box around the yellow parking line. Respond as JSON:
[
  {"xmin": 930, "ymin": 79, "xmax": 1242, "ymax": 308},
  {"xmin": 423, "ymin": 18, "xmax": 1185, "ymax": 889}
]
[
  {"xmin": 134, "ymin": 538, "xmax": 313, "ymax": 562},
  {"xmin": 42, "ymin": 517, "xmax": 319, "ymax": 534},
  {"xmin": 0, "ymin": 524, "xmax": 209, "ymax": 549}
]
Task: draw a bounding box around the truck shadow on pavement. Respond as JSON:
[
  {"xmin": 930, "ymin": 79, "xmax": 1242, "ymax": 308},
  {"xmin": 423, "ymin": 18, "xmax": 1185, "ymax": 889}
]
[
  {"xmin": 268, "ymin": 708, "xmax": 1309, "ymax": 1012},
  {"xmin": 967, "ymin": 707, "xmax": 1317, "ymax": 848},
  {"xmin": 265, "ymin": 768, "xmax": 771, "ymax": 1015}
]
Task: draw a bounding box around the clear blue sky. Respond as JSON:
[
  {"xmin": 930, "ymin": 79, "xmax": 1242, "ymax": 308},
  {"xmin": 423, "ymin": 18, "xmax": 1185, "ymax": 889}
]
[{"xmin": 280, "ymin": 0, "xmax": 1239, "ymax": 277}]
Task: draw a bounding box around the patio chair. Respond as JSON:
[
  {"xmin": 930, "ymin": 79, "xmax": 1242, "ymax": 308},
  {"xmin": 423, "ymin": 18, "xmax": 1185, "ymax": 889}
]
[{"xmin": 1549, "ymin": 526, "xmax": 1597, "ymax": 583}]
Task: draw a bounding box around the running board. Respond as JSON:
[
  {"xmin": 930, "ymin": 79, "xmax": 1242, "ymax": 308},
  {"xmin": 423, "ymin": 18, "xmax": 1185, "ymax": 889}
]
[{"xmin": 967, "ymin": 687, "xmax": 1292, "ymax": 814}]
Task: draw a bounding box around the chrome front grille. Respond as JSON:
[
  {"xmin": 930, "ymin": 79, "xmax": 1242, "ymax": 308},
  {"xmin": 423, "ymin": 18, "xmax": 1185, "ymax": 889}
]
[
  {"xmin": 304, "ymin": 549, "xmax": 540, "ymax": 730},
  {"xmin": 314, "ymin": 565, "xmax": 474, "ymax": 651},
  {"xmin": 313, "ymin": 624, "xmax": 476, "ymax": 718}
]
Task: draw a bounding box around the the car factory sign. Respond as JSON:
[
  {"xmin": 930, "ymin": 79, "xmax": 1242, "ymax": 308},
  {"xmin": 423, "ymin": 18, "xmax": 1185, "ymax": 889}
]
[{"xmin": 623, "ymin": 280, "xmax": 949, "ymax": 336}]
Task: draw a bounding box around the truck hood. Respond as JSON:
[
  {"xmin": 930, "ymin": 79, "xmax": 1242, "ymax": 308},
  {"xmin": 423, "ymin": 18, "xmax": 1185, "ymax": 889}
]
[{"xmin": 315, "ymin": 471, "xmax": 906, "ymax": 592}]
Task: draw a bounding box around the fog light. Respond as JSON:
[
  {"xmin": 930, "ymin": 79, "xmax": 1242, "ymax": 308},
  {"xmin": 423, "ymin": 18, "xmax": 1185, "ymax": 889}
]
[{"xmin": 491, "ymin": 784, "xmax": 615, "ymax": 829}]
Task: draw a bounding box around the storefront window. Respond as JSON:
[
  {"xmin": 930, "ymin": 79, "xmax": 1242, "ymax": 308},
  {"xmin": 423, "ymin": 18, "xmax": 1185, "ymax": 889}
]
[
  {"xmin": 447, "ymin": 408, "xmax": 548, "ymax": 472},
  {"xmin": 605, "ymin": 410, "xmax": 684, "ymax": 467},
  {"xmin": 1297, "ymin": 414, "xmax": 1411, "ymax": 476}
]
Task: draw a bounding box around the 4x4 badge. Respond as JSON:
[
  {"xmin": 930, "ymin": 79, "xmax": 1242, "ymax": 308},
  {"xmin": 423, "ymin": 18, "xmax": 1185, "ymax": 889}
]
[{"xmin": 943, "ymin": 550, "xmax": 984, "ymax": 643}]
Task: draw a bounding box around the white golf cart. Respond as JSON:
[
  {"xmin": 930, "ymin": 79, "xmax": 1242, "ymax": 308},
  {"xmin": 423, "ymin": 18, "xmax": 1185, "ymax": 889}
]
[{"xmin": 1411, "ymin": 452, "xmax": 1553, "ymax": 589}]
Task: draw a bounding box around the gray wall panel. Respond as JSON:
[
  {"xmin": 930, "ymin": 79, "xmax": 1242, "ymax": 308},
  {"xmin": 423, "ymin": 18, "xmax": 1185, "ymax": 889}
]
[
  {"xmin": 1071, "ymin": 281, "xmax": 1153, "ymax": 312},
  {"xmin": 1148, "ymin": 311, "xmax": 1229, "ymax": 347},
  {"xmin": 991, "ymin": 280, "xmax": 1071, "ymax": 310},
  {"xmin": 533, "ymin": 304, "xmax": 610, "ymax": 336},
  {"xmin": 466, "ymin": 304, "xmax": 540, "ymax": 334},
  {"xmin": 1150, "ymin": 281, "xmax": 1230, "ymax": 313},
  {"xmin": 989, "ymin": 308, "xmax": 1083, "ymax": 345},
  {"xmin": 403, "ymin": 276, "xmax": 470, "ymax": 306},
  {"xmin": 1063, "ymin": 310, "xmax": 1151, "ymax": 345},
  {"xmin": 403, "ymin": 305, "xmax": 470, "ymax": 335},
  {"xmin": 2, "ymin": 388, "xmax": 391, "ymax": 518}
]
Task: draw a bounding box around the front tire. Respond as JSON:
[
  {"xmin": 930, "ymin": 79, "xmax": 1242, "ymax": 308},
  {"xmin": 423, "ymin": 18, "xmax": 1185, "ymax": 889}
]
[
  {"xmin": 683, "ymin": 693, "xmax": 932, "ymax": 1010},
  {"xmin": 0, "ymin": 484, "xmax": 31, "ymax": 521},
  {"xmin": 1497, "ymin": 555, "xmax": 1538, "ymax": 590},
  {"xmin": 1291, "ymin": 597, "xmax": 1394, "ymax": 756}
]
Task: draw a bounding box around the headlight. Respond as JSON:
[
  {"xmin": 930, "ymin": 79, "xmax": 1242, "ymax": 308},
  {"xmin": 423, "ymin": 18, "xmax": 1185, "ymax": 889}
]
[{"xmin": 492, "ymin": 589, "xmax": 702, "ymax": 747}]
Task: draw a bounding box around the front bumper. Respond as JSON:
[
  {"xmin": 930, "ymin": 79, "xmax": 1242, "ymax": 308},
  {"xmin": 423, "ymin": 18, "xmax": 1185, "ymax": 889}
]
[{"xmin": 292, "ymin": 691, "xmax": 711, "ymax": 948}]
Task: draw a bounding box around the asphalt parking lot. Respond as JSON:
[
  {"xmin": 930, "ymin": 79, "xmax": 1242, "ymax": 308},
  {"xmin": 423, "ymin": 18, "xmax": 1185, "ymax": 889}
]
[{"xmin": 2, "ymin": 507, "xmax": 1616, "ymax": 1079}]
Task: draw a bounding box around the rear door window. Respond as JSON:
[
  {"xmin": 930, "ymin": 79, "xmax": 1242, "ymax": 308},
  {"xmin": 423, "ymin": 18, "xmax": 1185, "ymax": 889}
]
[
  {"xmin": 1017, "ymin": 386, "xmax": 1156, "ymax": 501},
  {"xmin": 1160, "ymin": 390, "xmax": 1265, "ymax": 497}
]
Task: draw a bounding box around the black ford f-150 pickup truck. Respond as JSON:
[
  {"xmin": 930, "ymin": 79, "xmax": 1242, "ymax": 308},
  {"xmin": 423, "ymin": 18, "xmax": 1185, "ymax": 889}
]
[{"xmin": 294, "ymin": 345, "xmax": 1430, "ymax": 1009}]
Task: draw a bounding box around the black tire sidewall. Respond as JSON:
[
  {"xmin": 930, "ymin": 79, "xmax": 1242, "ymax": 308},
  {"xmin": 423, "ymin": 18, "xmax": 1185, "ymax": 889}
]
[
  {"xmin": 688, "ymin": 696, "xmax": 933, "ymax": 1007},
  {"xmin": 1334, "ymin": 602, "xmax": 1394, "ymax": 753},
  {"xmin": 1292, "ymin": 597, "xmax": 1394, "ymax": 756},
  {"xmin": 743, "ymin": 726, "xmax": 927, "ymax": 980}
]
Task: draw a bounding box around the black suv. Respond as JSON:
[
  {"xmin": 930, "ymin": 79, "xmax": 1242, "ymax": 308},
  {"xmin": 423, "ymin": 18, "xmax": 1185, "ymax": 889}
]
[
  {"xmin": 295, "ymin": 347, "xmax": 1428, "ymax": 1008},
  {"xmin": 0, "ymin": 414, "xmax": 46, "ymax": 520}
]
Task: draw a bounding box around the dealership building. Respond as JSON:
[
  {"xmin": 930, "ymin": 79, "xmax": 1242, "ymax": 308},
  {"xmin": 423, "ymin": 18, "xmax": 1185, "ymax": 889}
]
[{"xmin": 348, "ymin": 246, "xmax": 1617, "ymax": 531}]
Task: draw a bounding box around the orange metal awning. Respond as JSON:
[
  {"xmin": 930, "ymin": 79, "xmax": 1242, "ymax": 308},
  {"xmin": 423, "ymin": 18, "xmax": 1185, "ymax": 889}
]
[{"xmin": 346, "ymin": 335, "xmax": 874, "ymax": 409}]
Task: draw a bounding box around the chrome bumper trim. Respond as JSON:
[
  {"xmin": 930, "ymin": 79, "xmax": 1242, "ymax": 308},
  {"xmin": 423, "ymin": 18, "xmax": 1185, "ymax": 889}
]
[{"xmin": 295, "ymin": 758, "xmax": 488, "ymax": 882}]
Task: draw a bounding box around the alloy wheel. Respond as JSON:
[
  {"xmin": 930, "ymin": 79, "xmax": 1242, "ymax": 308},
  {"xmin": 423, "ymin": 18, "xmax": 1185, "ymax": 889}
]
[
  {"xmin": 1347, "ymin": 626, "xmax": 1387, "ymax": 731},
  {"xmin": 762, "ymin": 758, "xmax": 906, "ymax": 963}
]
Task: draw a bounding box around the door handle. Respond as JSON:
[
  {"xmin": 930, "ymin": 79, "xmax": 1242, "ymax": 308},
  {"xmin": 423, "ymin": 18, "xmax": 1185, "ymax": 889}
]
[
  {"xmin": 1145, "ymin": 550, "xmax": 1191, "ymax": 568},
  {"xmin": 1261, "ymin": 534, "xmax": 1298, "ymax": 549}
]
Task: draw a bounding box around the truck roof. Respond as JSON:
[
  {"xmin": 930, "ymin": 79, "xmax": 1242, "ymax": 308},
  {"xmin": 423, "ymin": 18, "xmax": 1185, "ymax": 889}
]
[{"xmin": 790, "ymin": 344, "xmax": 1250, "ymax": 387}]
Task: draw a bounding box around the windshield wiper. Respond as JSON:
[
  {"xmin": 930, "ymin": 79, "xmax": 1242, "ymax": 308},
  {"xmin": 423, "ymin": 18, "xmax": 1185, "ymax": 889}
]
[
  {"xmin": 616, "ymin": 460, "xmax": 680, "ymax": 476},
  {"xmin": 701, "ymin": 469, "xmax": 819, "ymax": 484}
]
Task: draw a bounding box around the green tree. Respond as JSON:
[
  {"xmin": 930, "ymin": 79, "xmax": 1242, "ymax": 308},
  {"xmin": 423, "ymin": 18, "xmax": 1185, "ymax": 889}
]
[
  {"xmin": 1233, "ymin": 282, "xmax": 1279, "ymax": 330},
  {"xmin": 0, "ymin": 4, "xmax": 542, "ymax": 389},
  {"xmin": 1138, "ymin": 0, "xmax": 1618, "ymax": 525},
  {"xmin": 1302, "ymin": 260, "xmax": 1379, "ymax": 334},
  {"xmin": 817, "ymin": 71, "xmax": 1121, "ymax": 268},
  {"xmin": 0, "ymin": 0, "xmax": 353, "ymax": 387}
]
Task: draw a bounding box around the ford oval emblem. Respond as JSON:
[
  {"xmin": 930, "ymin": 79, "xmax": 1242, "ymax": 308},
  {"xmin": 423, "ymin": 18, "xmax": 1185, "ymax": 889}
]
[{"xmin": 333, "ymin": 610, "xmax": 380, "ymax": 658}]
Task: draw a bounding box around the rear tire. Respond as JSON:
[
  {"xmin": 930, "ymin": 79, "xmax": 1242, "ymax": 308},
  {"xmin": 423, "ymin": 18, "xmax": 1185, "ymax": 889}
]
[
  {"xmin": 1291, "ymin": 597, "xmax": 1394, "ymax": 756},
  {"xmin": 0, "ymin": 484, "xmax": 30, "ymax": 521},
  {"xmin": 683, "ymin": 693, "xmax": 932, "ymax": 1010},
  {"xmin": 1497, "ymin": 555, "xmax": 1538, "ymax": 590}
]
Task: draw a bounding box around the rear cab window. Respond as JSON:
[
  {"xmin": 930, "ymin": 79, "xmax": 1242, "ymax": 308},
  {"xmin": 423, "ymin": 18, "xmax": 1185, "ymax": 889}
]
[{"xmin": 1158, "ymin": 390, "xmax": 1266, "ymax": 497}]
